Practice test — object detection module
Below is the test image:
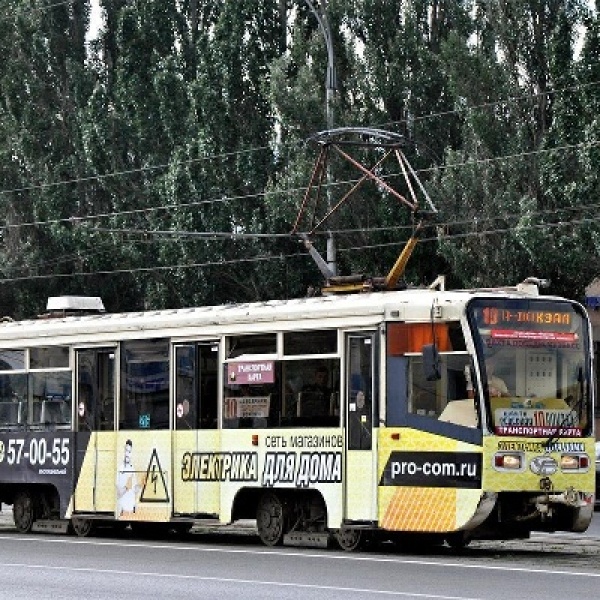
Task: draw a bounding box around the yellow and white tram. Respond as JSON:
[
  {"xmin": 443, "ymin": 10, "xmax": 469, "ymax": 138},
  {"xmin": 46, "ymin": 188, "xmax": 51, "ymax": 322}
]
[{"xmin": 0, "ymin": 279, "xmax": 594, "ymax": 550}]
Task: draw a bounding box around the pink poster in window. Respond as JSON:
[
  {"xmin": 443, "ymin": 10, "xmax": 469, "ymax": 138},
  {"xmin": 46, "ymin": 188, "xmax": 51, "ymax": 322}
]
[{"xmin": 228, "ymin": 361, "xmax": 275, "ymax": 384}]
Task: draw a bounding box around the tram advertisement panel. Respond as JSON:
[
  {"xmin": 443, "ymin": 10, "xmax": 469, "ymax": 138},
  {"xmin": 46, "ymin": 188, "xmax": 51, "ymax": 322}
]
[
  {"xmin": 0, "ymin": 433, "xmax": 73, "ymax": 479},
  {"xmin": 0, "ymin": 432, "xmax": 79, "ymax": 515},
  {"xmin": 378, "ymin": 428, "xmax": 484, "ymax": 533}
]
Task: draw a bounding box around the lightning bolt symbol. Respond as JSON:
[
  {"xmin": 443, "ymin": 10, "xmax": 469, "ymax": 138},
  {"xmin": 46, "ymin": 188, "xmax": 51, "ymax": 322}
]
[{"xmin": 151, "ymin": 465, "xmax": 158, "ymax": 493}]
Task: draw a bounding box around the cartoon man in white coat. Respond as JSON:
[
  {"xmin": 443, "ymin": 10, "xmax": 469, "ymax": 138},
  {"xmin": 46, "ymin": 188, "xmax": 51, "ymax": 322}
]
[{"xmin": 116, "ymin": 439, "xmax": 142, "ymax": 517}]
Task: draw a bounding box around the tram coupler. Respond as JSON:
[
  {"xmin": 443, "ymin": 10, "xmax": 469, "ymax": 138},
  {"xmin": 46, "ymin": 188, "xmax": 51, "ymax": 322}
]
[{"xmin": 530, "ymin": 487, "xmax": 585, "ymax": 511}]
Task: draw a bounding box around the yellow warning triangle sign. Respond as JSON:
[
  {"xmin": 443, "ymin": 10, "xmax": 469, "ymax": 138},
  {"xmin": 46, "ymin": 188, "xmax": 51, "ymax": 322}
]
[{"xmin": 140, "ymin": 449, "xmax": 170, "ymax": 503}]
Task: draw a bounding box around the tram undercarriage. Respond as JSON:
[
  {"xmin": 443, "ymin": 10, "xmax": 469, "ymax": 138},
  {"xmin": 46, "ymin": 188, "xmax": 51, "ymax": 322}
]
[
  {"xmin": 252, "ymin": 487, "xmax": 594, "ymax": 551},
  {"xmin": 4, "ymin": 483, "xmax": 594, "ymax": 553},
  {"xmin": 438, "ymin": 489, "xmax": 593, "ymax": 550}
]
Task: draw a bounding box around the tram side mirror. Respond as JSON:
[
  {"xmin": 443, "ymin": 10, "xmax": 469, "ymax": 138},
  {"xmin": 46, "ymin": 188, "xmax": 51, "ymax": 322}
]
[{"xmin": 422, "ymin": 344, "xmax": 441, "ymax": 381}]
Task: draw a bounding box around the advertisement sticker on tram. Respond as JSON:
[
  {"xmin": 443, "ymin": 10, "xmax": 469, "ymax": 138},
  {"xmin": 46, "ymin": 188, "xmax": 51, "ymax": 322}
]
[{"xmin": 0, "ymin": 433, "xmax": 72, "ymax": 478}]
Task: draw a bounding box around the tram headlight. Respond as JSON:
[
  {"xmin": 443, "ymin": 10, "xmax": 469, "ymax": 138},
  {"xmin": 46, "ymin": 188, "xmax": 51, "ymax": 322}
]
[
  {"xmin": 560, "ymin": 454, "xmax": 589, "ymax": 472},
  {"xmin": 493, "ymin": 452, "xmax": 524, "ymax": 471}
]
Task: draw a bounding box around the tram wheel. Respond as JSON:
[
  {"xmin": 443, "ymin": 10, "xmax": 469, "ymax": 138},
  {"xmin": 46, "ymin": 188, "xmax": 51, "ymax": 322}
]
[
  {"xmin": 334, "ymin": 526, "xmax": 364, "ymax": 552},
  {"xmin": 13, "ymin": 491, "xmax": 37, "ymax": 533},
  {"xmin": 70, "ymin": 517, "xmax": 94, "ymax": 537},
  {"xmin": 256, "ymin": 492, "xmax": 288, "ymax": 546}
]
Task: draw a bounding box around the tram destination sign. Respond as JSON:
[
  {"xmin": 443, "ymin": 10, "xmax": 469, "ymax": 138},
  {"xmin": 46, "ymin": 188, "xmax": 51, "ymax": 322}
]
[{"xmin": 480, "ymin": 306, "xmax": 573, "ymax": 331}]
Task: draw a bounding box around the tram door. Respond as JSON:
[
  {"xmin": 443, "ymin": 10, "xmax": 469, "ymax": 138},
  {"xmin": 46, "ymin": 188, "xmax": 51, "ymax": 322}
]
[
  {"xmin": 344, "ymin": 332, "xmax": 377, "ymax": 521},
  {"xmin": 74, "ymin": 348, "xmax": 117, "ymax": 513},
  {"xmin": 173, "ymin": 341, "xmax": 219, "ymax": 516}
]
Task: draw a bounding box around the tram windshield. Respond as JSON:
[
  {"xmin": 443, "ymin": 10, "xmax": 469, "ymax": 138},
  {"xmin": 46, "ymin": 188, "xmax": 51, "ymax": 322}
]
[{"xmin": 467, "ymin": 298, "xmax": 592, "ymax": 437}]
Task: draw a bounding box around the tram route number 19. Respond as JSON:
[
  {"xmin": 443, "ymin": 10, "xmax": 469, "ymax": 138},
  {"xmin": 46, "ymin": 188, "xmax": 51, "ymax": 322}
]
[{"xmin": 0, "ymin": 437, "xmax": 70, "ymax": 467}]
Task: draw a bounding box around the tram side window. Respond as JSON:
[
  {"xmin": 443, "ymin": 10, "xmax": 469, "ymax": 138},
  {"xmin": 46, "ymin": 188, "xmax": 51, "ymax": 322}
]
[
  {"xmin": 0, "ymin": 347, "xmax": 73, "ymax": 431},
  {"xmin": 283, "ymin": 330, "xmax": 340, "ymax": 426},
  {"xmin": 405, "ymin": 353, "xmax": 472, "ymax": 421},
  {"xmin": 283, "ymin": 359, "xmax": 340, "ymax": 425},
  {"xmin": 228, "ymin": 333, "xmax": 276, "ymax": 358},
  {"xmin": 222, "ymin": 332, "xmax": 340, "ymax": 429},
  {"xmin": 120, "ymin": 339, "xmax": 169, "ymax": 430},
  {"xmin": 29, "ymin": 371, "xmax": 72, "ymax": 429},
  {"xmin": 223, "ymin": 361, "xmax": 277, "ymax": 429},
  {"xmin": 222, "ymin": 358, "xmax": 340, "ymax": 429},
  {"xmin": 0, "ymin": 350, "xmax": 26, "ymax": 429},
  {"xmin": 0, "ymin": 373, "xmax": 27, "ymax": 429},
  {"xmin": 284, "ymin": 330, "xmax": 337, "ymax": 355},
  {"xmin": 224, "ymin": 334, "xmax": 276, "ymax": 429},
  {"xmin": 175, "ymin": 346, "xmax": 198, "ymax": 429},
  {"xmin": 29, "ymin": 347, "xmax": 72, "ymax": 430},
  {"xmin": 387, "ymin": 322, "xmax": 475, "ymax": 427},
  {"xmin": 0, "ymin": 349, "xmax": 25, "ymax": 371},
  {"xmin": 30, "ymin": 347, "xmax": 69, "ymax": 369}
]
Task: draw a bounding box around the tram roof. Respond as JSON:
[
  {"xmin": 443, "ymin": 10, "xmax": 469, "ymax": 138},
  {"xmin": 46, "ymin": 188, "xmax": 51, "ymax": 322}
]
[{"xmin": 0, "ymin": 284, "xmax": 554, "ymax": 347}]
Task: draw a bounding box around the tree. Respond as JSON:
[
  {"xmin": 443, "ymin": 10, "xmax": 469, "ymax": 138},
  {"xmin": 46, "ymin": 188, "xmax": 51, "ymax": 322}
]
[
  {"xmin": 0, "ymin": 0, "xmax": 100, "ymax": 317},
  {"xmin": 434, "ymin": 0, "xmax": 593, "ymax": 297},
  {"xmin": 1, "ymin": 0, "xmax": 598, "ymax": 317}
]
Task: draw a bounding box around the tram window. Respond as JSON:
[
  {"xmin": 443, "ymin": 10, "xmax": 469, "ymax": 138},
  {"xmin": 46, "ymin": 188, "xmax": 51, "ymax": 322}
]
[
  {"xmin": 0, "ymin": 350, "xmax": 25, "ymax": 371},
  {"xmin": 407, "ymin": 353, "xmax": 475, "ymax": 427},
  {"xmin": 284, "ymin": 330, "xmax": 337, "ymax": 355},
  {"xmin": 595, "ymin": 342, "xmax": 600, "ymax": 419},
  {"xmin": 387, "ymin": 322, "xmax": 475, "ymax": 426},
  {"xmin": 387, "ymin": 349, "xmax": 475, "ymax": 427},
  {"xmin": 30, "ymin": 347, "xmax": 69, "ymax": 369},
  {"xmin": 223, "ymin": 360, "xmax": 277, "ymax": 428},
  {"xmin": 0, "ymin": 372, "xmax": 26, "ymax": 402},
  {"xmin": 120, "ymin": 339, "xmax": 169, "ymax": 430},
  {"xmin": 0, "ymin": 373, "xmax": 27, "ymax": 429},
  {"xmin": 448, "ymin": 323, "xmax": 466, "ymax": 351},
  {"xmin": 222, "ymin": 357, "xmax": 340, "ymax": 429},
  {"xmin": 175, "ymin": 344, "xmax": 219, "ymax": 430},
  {"xmin": 29, "ymin": 371, "xmax": 72, "ymax": 429},
  {"xmin": 97, "ymin": 351, "xmax": 116, "ymax": 431},
  {"xmin": 227, "ymin": 334, "xmax": 276, "ymax": 358},
  {"xmin": 408, "ymin": 357, "xmax": 438, "ymax": 417},
  {"xmin": 199, "ymin": 344, "xmax": 219, "ymax": 429},
  {"xmin": 286, "ymin": 359, "xmax": 339, "ymax": 423}
]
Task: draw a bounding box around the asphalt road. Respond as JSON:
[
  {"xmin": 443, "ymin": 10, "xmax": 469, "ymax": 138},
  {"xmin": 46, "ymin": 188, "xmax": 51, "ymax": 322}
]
[
  {"xmin": 0, "ymin": 508, "xmax": 599, "ymax": 600},
  {"xmin": 0, "ymin": 529, "xmax": 598, "ymax": 600}
]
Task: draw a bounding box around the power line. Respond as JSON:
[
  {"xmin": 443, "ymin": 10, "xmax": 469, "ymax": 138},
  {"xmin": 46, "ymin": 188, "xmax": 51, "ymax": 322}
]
[
  {"xmin": 0, "ymin": 145, "xmax": 272, "ymax": 196},
  {"xmin": 2, "ymin": 214, "xmax": 598, "ymax": 284},
  {"xmin": 377, "ymin": 79, "xmax": 600, "ymax": 131},
  {"xmin": 1, "ymin": 74, "xmax": 600, "ymax": 199},
  {"xmin": 1, "ymin": 136, "xmax": 598, "ymax": 236},
  {"xmin": 90, "ymin": 196, "xmax": 600, "ymax": 241},
  {"xmin": 30, "ymin": 0, "xmax": 75, "ymax": 13},
  {"xmin": 92, "ymin": 227, "xmax": 291, "ymax": 239}
]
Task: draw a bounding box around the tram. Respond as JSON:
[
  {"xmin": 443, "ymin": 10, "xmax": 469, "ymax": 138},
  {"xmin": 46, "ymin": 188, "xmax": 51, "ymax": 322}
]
[{"xmin": 0, "ymin": 278, "xmax": 594, "ymax": 550}]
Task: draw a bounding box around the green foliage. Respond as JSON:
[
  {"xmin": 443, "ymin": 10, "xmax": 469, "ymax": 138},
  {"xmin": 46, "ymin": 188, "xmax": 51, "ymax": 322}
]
[{"xmin": 0, "ymin": 0, "xmax": 598, "ymax": 318}]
